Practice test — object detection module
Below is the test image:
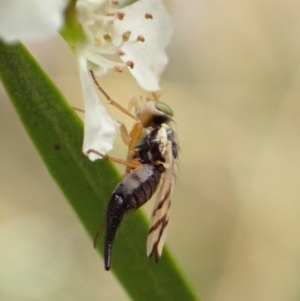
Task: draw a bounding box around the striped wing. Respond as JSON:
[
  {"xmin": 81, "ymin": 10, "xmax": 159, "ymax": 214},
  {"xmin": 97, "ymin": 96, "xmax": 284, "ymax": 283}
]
[{"xmin": 147, "ymin": 138, "xmax": 176, "ymax": 261}]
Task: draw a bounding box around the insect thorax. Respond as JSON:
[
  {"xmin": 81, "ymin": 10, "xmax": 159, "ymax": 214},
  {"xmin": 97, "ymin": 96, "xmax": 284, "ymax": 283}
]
[{"xmin": 134, "ymin": 123, "xmax": 178, "ymax": 165}]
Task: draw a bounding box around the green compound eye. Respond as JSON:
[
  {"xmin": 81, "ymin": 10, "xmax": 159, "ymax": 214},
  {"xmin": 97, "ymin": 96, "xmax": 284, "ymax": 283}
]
[{"xmin": 155, "ymin": 101, "xmax": 173, "ymax": 116}]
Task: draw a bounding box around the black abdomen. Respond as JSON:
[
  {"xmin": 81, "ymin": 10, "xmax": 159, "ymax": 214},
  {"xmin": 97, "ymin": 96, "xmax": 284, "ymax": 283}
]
[
  {"xmin": 123, "ymin": 164, "xmax": 164, "ymax": 210},
  {"xmin": 104, "ymin": 164, "xmax": 164, "ymax": 270}
]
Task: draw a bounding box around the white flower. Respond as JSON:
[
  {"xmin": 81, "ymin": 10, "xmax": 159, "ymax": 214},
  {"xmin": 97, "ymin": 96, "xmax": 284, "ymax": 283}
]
[
  {"xmin": 77, "ymin": 0, "xmax": 172, "ymax": 91},
  {"xmin": 78, "ymin": 56, "xmax": 119, "ymax": 161},
  {"xmin": 77, "ymin": 0, "xmax": 173, "ymax": 160},
  {"xmin": 0, "ymin": 0, "xmax": 68, "ymax": 43},
  {"xmin": 0, "ymin": 0, "xmax": 173, "ymax": 162}
]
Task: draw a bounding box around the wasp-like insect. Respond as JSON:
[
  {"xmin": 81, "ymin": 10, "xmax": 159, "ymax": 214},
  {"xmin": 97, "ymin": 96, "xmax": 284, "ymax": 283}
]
[{"xmin": 88, "ymin": 72, "xmax": 179, "ymax": 271}]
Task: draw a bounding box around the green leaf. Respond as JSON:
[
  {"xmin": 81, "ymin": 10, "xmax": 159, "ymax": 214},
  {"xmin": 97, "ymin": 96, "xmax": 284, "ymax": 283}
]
[{"xmin": 0, "ymin": 41, "xmax": 200, "ymax": 301}]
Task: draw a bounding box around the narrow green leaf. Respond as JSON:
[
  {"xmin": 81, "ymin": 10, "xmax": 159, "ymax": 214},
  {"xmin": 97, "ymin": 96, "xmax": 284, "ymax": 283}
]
[{"xmin": 0, "ymin": 41, "xmax": 200, "ymax": 301}]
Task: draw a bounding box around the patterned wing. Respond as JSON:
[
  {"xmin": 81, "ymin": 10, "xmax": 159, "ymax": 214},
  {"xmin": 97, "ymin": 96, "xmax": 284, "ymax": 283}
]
[{"xmin": 147, "ymin": 137, "xmax": 176, "ymax": 261}]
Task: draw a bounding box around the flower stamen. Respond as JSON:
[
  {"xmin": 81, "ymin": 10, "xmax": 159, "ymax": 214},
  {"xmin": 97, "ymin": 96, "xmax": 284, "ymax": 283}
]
[
  {"xmin": 122, "ymin": 31, "xmax": 131, "ymax": 41},
  {"xmin": 116, "ymin": 12, "xmax": 125, "ymax": 20},
  {"xmin": 126, "ymin": 61, "xmax": 134, "ymax": 69},
  {"xmin": 145, "ymin": 13, "xmax": 153, "ymax": 19},
  {"xmin": 111, "ymin": 0, "xmax": 119, "ymax": 6},
  {"xmin": 137, "ymin": 35, "xmax": 145, "ymax": 42},
  {"xmin": 103, "ymin": 33, "xmax": 112, "ymax": 42}
]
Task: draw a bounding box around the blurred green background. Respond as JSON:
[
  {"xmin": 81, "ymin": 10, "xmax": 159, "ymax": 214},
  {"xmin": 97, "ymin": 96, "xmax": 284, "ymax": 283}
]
[{"xmin": 1, "ymin": 0, "xmax": 300, "ymax": 300}]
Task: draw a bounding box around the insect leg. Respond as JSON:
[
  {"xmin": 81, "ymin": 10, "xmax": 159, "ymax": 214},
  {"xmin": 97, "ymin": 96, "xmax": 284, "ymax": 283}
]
[
  {"xmin": 119, "ymin": 122, "xmax": 130, "ymax": 146},
  {"xmin": 128, "ymin": 123, "xmax": 143, "ymax": 154},
  {"xmin": 125, "ymin": 122, "xmax": 143, "ymax": 174},
  {"xmin": 71, "ymin": 106, "xmax": 85, "ymax": 113},
  {"xmin": 128, "ymin": 97, "xmax": 142, "ymax": 112},
  {"xmin": 93, "ymin": 221, "xmax": 106, "ymax": 248},
  {"xmin": 86, "ymin": 149, "xmax": 143, "ymax": 169},
  {"xmin": 90, "ymin": 70, "xmax": 146, "ymax": 158},
  {"xmin": 89, "ymin": 70, "xmax": 139, "ymax": 122}
]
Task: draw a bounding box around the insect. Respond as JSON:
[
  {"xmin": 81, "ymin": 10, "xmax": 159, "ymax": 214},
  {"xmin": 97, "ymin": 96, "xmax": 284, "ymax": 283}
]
[{"xmin": 88, "ymin": 71, "xmax": 179, "ymax": 271}]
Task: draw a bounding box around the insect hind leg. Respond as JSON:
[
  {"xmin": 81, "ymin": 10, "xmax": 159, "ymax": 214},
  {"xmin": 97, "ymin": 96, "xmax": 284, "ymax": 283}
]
[{"xmin": 93, "ymin": 221, "xmax": 106, "ymax": 248}]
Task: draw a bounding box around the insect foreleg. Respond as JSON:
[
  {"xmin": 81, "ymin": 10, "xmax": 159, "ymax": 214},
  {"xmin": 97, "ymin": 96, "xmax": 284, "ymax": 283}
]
[
  {"xmin": 89, "ymin": 70, "xmax": 139, "ymax": 122},
  {"xmin": 128, "ymin": 97, "xmax": 142, "ymax": 112}
]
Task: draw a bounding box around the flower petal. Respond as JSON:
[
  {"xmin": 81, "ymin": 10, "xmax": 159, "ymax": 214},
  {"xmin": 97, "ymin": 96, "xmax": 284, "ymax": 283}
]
[
  {"xmin": 0, "ymin": 0, "xmax": 68, "ymax": 43},
  {"xmin": 78, "ymin": 56, "xmax": 118, "ymax": 161},
  {"xmin": 111, "ymin": 0, "xmax": 172, "ymax": 91}
]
